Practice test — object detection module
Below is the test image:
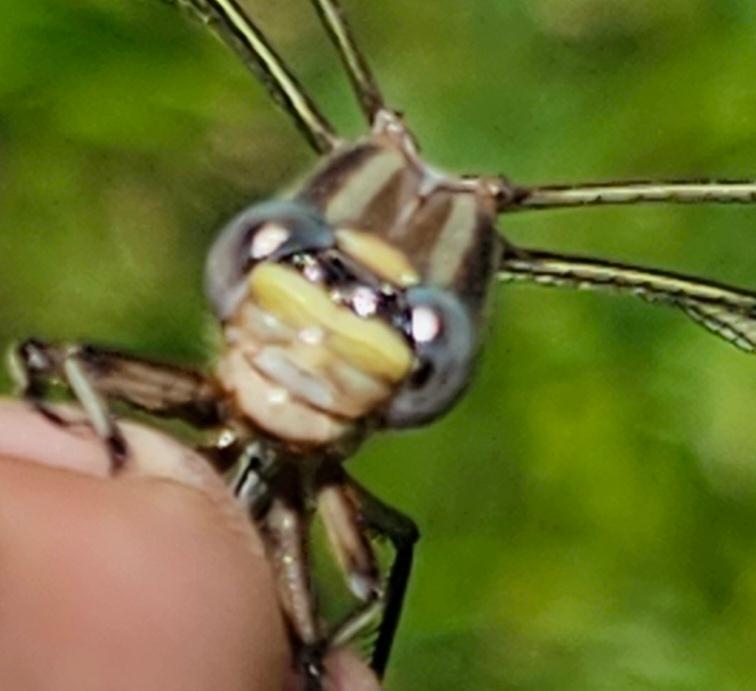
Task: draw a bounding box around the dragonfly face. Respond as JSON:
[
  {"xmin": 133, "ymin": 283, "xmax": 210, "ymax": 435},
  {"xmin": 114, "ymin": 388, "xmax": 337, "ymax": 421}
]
[
  {"xmin": 207, "ymin": 117, "xmax": 500, "ymax": 446},
  {"xmin": 5, "ymin": 2, "xmax": 756, "ymax": 689}
]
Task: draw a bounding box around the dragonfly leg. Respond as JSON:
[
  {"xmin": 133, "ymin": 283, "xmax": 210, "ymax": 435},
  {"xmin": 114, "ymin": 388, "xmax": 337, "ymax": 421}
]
[
  {"xmin": 319, "ymin": 472, "xmax": 419, "ymax": 678},
  {"xmin": 7, "ymin": 339, "xmax": 222, "ymax": 473},
  {"xmin": 231, "ymin": 439, "xmax": 284, "ymax": 521},
  {"xmin": 9, "ymin": 340, "xmax": 129, "ymax": 471},
  {"xmin": 8, "ymin": 339, "xmax": 71, "ymax": 426},
  {"xmin": 255, "ymin": 464, "xmax": 326, "ymax": 690},
  {"xmin": 318, "ymin": 481, "xmax": 381, "ymax": 645}
]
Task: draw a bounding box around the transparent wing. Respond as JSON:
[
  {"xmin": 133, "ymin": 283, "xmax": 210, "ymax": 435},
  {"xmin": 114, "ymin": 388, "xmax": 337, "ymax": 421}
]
[
  {"xmin": 499, "ymin": 246, "xmax": 756, "ymax": 353},
  {"xmin": 505, "ymin": 180, "xmax": 756, "ymax": 212},
  {"xmin": 310, "ymin": 0, "xmax": 385, "ymax": 123},
  {"xmin": 166, "ymin": 0, "xmax": 337, "ymax": 152}
]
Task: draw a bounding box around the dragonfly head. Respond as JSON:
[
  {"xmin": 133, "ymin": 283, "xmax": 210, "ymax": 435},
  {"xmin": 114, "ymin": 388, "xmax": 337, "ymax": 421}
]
[{"xmin": 204, "ymin": 143, "xmax": 498, "ymax": 445}]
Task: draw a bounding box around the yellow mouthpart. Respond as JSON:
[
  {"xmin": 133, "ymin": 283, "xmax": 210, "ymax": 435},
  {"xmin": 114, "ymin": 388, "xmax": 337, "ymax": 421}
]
[{"xmin": 249, "ymin": 263, "xmax": 413, "ymax": 383}]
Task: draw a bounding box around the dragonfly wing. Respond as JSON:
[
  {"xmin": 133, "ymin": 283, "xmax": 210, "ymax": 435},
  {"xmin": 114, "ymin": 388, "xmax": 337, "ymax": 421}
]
[
  {"xmin": 682, "ymin": 302, "xmax": 756, "ymax": 353},
  {"xmin": 498, "ymin": 246, "xmax": 756, "ymax": 353},
  {"xmin": 165, "ymin": 0, "xmax": 337, "ymax": 152}
]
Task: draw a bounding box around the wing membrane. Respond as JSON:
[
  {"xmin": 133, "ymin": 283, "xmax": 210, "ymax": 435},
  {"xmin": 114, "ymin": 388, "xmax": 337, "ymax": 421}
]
[
  {"xmin": 499, "ymin": 246, "xmax": 756, "ymax": 353},
  {"xmin": 166, "ymin": 0, "xmax": 337, "ymax": 152},
  {"xmin": 507, "ymin": 180, "xmax": 756, "ymax": 212},
  {"xmin": 310, "ymin": 0, "xmax": 385, "ymax": 122}
]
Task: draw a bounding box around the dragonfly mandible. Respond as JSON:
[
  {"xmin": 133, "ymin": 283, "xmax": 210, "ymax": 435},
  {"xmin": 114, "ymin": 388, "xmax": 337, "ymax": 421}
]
[{"xmin": 5, "ymin": 1, "xmax": 756, "ymax": 689}]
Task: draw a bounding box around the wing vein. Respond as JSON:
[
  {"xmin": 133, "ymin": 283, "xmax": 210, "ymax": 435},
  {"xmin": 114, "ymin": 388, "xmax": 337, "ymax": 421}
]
[{"xmin": 499, "ymin": 246, "xmax": 756, "ymax": 353}]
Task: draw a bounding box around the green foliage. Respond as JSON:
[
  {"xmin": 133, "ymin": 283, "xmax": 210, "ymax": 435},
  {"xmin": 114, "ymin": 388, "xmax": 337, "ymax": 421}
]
[{"xmin": 1, "ymin": 1, "xmax": 755, "ymax": 688}]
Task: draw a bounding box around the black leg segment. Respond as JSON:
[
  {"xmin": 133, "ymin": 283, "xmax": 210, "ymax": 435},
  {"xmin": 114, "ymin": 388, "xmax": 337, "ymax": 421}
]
[{"xmin": 341, "ymin": 476, "xmax": 419, "ymax": 678}]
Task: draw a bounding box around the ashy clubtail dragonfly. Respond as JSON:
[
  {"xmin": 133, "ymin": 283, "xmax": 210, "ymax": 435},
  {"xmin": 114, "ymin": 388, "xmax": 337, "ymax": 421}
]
[{"xmin": 7, "ymin": 0, "xmax": 756, "ymax": 688}]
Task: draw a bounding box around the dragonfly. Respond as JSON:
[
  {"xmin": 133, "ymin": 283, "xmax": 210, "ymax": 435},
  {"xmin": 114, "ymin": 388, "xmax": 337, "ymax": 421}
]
[{"xmin": 7, "ymin": 0, "xmax": 756, "ymax": 688}]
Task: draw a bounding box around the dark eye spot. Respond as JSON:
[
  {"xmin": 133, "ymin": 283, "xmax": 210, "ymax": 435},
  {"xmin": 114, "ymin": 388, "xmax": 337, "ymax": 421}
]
[
  {"xmin": 384, "ymin": 285, "xmax": 477, "ymax": 429},
  {"xmin": 410, "ymin": 359, "xmax": 434, "ymax": 388},
  {"xmin": 322, "ymin": 255, "xmax": 352, "ymax": 284}
]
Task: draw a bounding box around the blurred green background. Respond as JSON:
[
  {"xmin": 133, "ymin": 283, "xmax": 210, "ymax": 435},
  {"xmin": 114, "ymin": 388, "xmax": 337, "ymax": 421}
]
[{"xmin": 1, "ymin": 0, "xmax": 756, "ymax": 688}]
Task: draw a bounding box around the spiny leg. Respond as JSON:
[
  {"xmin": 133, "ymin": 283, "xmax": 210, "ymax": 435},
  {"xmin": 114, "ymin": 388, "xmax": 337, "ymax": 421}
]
[
  {"xmin": 8, "ymin": 340, "xmax": 222, "ymax": 472},
  {"xmin": 318, "ymin": 472, "xmax": 419, "ymax": 679},
  {"xmin": 169, "ymin": 0, "xmax": 338, "ymax": 153},
  {"xmin": 347, "ymin": 479, "xmax": 419, "ymax": 678},
  {"xmin": 10, "ymin": 340, "xmax": 128, "ymax": 470},
  {"xmin": 8, "ymin": 340, "xmax": 72, "ymax": 427},
  {"xmin": 309, "ymin": 0, "xmax": 385, "ymax": 124}
]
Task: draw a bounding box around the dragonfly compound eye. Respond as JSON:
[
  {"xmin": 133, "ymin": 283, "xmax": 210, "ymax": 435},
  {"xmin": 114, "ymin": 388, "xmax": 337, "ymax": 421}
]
[
  {"xmin": 384, "ymin": 285, "xmax": 477, "ymax": 428},
  {"xmin": 205, "ymin": 200, "xmax": 335, "ymax": 320}
]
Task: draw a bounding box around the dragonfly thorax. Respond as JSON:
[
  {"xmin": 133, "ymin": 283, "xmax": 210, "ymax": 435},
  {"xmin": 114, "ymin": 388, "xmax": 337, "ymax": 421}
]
[
  {"xmin": 299, "ymin": 125, "xmax": 503, "ymax": 318},
  {"xmin": 206, "ymin": 132, "xmax": 501, "ymax": 448}
]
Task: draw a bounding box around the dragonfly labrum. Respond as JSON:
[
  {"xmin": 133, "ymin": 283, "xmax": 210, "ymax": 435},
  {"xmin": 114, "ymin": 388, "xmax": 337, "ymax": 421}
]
[{"xmin": 6, "ymin": 1, "xmax": 756, "ymax": 688}]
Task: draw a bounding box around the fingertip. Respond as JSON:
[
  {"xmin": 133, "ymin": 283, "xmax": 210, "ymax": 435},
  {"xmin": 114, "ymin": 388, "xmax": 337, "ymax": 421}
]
[
  {"xmin": 0, "ymin": 400, "xmax": 110, "ymax": 475},
  {"xmin": 0, "ymin": 401, "xmax": 378, "ymax": 691},
  {"xmin": 0, "ymin": 400, "xmax": 264, "ymax": 555},
  {"xmin": 0, "ymin": 399, "xmax": 290, "ymax": 690}
]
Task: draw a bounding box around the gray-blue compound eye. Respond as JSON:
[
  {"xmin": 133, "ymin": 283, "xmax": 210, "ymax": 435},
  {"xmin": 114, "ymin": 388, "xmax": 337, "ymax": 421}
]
[
  {"xmin": 205, "ymin": 200, "xmax": 335, "ymax": 320},
  {"xmin": 384, "ymin": 286, "xmax": 478, "ymax": 429}
]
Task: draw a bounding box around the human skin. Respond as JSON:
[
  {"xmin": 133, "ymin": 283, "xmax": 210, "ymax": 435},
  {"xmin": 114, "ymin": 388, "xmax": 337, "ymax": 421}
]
[{"xmin": 0, "ymin": 400, "xmax": 380, "ymax": 691}]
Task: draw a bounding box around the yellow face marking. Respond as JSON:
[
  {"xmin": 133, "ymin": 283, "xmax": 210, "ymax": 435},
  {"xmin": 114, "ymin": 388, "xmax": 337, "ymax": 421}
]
[
  {"xmin": 335, "ymin": 229, "xmax": 420, "ymax": 287},
  {"xmin": 249, "ymin": 263, "xmax": 413, "ymax": 382}
]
